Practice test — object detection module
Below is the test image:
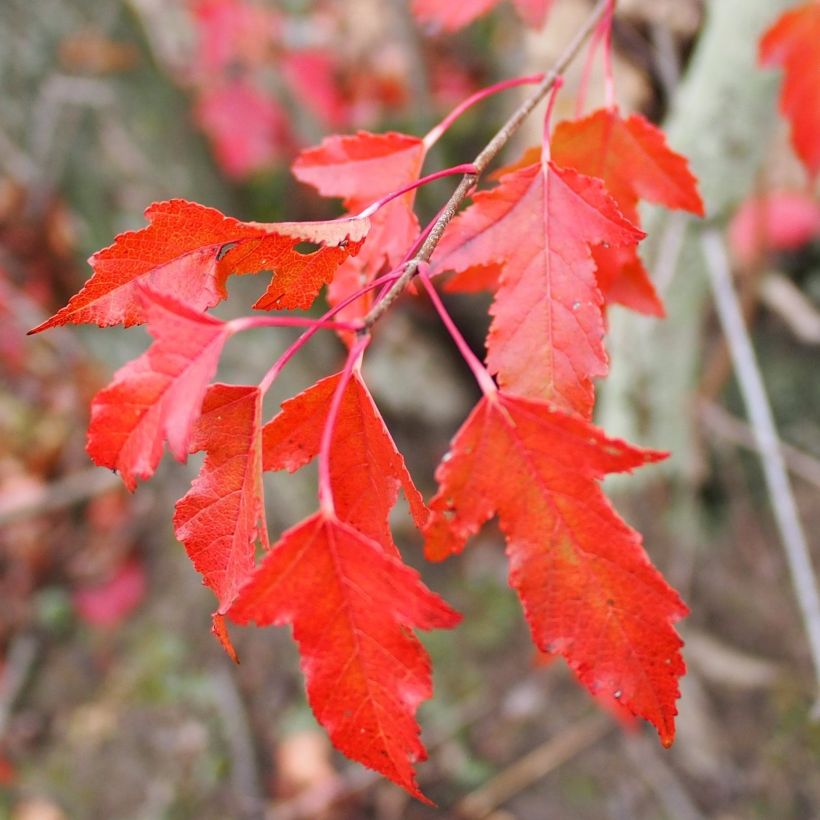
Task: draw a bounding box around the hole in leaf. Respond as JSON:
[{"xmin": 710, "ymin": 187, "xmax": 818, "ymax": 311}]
[{"xmin": 293, "ymin": 240, "xmax": 322, "ymax": 255}]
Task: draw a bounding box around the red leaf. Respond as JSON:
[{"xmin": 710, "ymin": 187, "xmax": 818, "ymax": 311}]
[
  {"xmin": 293, "ymin": 132, "xmax": 425, "ymax": 325},
  {"xmin": 425, "ymin": 391, "xmax": 687, "ymax": 745},
  {"xmin": 263, "ymin": 371, "xmax": 429, "ymax": 548},
  {"xmin": 729, "ymin": 191, "xmax": 820, "ymax": 266},
  {"xmin": 230, "ymin": 512, "xmax": 460, "ymax": 800},
  {"xmin": 433, "ymin": 161, "xmax": 643, "ymax": 416},
  {"xmin": 551, "ymin": 109, "xmax": 704, "ymax": 316},
  {"xmin": 412, "ymin": 0, "xmax": 552, "ymax": 32},
  {"xmin": 760, "ymin": 2, "xmax": 820, "ymax": 178},
  {"xmin": 86, "ymin": 289, "xmax": 232, "ymax": 491},
  {"xmin": 173, "ymin": 384, "xmax": 267, "ymax": 617},
  {"xmin": 29, "ymin": 199, "xmax": 368, "ymax": 333}
]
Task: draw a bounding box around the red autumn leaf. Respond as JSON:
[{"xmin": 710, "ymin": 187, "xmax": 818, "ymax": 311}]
[
  {"xmin": 425, "ymin": 390, "xmax": 687, "ymax": 745},
  {"xmin": 29, "ymin": 199, "xmax": 368, "ymax": 333},
  {"xmin": 729, "ymin": 191, "xmax": 820, "ymax": 266},
  {"xmin": 293, "ymin": 131, "xmax": 425, "ymax": 324},
  {"xmin": 551, "ymin": 109, "xmax": 704, "ymax": 316},
  {"xmin": 173, "ymin": 384, "xmax": 267, "ymax": 618},
  {"xmin": 230, "ymin": 511, "xmax": 460, "ymax": 800},
  {"xmin": 412, "ymin": 0, "xmax": 552, "ymax": 32},
  {"xmin": 760, "ymin": 1, "xmax": 820, "ymax": 178},
  {"xmin": 433, "ymin": 161, "xmax": 643, "ymax": 417},
  {"xmin": 195, "ymin": 80, "xmax": 291, "ymax": 178},
  {"xmin": 86, "ymin": 288, "xmax": 232, "ymax": 491},
  {"xmin": 262, "ymin": 371, "xmax": 429, "ymax": 548}
]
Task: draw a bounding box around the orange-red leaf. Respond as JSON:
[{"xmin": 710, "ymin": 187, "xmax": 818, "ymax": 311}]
[
  {"xmin": 425, "ymin": 391, "xmax": 687, "ymax": 745},
  {"xmin": 293, "ymin": 132, "xmax": 425, "ymax": 325},
  {"xmin": 433, "ymin": 162, "xmax": 643, "ymax": 416},
  {"xmin": 760, "ymin": 2, "xmax": 820, "ymax": 178},
  {"xmin": 551, "ymin": 109, "xmax": 704, "ymax": 316},
  {"xmin": 174, "ymin": 384, "xmax": 267, "ymax": 617},
  {"xmin": 30, "ymin": 199, "xmax": 368, "ymax": 333},
  {"xmin": 412, "ymin": 0, "xmax": 552, "ymax": 32},
  {"xmin": 230, "ymin": 511, "xmax": 460, "ymax": 800},
  {"xmin": 86, "ymin": 289, "xmax": 232, "ymax": 491},
  {"xmin": 263, "ymin": 371, "xmax": 429, "ymax": 548}
]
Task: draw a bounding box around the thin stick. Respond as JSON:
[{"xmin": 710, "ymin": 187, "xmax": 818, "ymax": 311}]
[
  {"xmin": 699, "ymin": 400, "xmax": 820, "ymax": 492},
  {"xmin": 361, "ymin": 0, "xmax": 610, "ymax": 330},
  {"xmin": 0, "ymin": 466, "xmax": 122, "ymax": 527},
  {"xmin": 453, "ymin": 714, "xmax": 612, "ymax": 819},
  {"xmin": 701, "ymin": 229, "xmax": 820, "ymax": 716}
]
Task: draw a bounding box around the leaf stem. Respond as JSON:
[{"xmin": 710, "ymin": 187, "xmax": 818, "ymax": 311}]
[
  {"xmin": 228, "ymin": 315, "xmax": 362, "ymax": 335},
  {"xmin": 417, "ymin": 266, "xmax": 496, "ymax": 396},
  {"xmin": 422, "ymin": 74, "xmax": 546, "ymax": 150},
  {"xmin": 318, "ymin": 335, "xmax": 370, "ymax": 516},
  {"xmin": 256, "ymin": 273, "xmax": 400, "ymax": 396},
  {"xmin": 356, "ymin": 164, "xmax": 479, "ymax": 219},
  {"xmin": 360, "ymin": 0, "xmax": 610, "ymax": 331},
  {"xmin": 603, "ymin": 0, "xmax": 616, "ymax": 109},
  {"xmin": 540, "ymin": 76, "xmax": 564, "ymax": 161}
]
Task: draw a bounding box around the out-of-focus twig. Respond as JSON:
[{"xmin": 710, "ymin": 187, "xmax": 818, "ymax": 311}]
[
  {"xmin": 0, "ymin": 633, "xmax": 39, "ymax": 741},
  {"xmin": 760, "ymin": 273, "xmax": 820, "ymax": 345},
  {"xmin": 699, "ymin": 400, "xmax": 820, "ymax": 491},
  {"xmin": 701, "ymin": 229, "xmax": 820, "ymax": 718},
  {"xmin": 624, "ymin": 734, "xmax": 706, "ymax": 820},
  {"xmin": 452, "ymin": 714, "xmax": 612, "ymax": 819},
  {"xmin": 0, "ymin": 467, "xmax": 121, "ymax": 527}
]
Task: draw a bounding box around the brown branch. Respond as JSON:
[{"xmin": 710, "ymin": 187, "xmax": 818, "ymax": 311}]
[{"xmin": 361, "ymin": 0, "xmax": 610, "ymax": 329}]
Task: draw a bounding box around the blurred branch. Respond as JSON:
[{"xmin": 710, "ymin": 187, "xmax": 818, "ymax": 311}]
[
  {"xmin": 760, "ymin": 273, "xmax": 820, "ymax": 345},
  {"xmin": 0, "ymin": 467, "xmax": 121, "ymax": 527},
  {"xmin": 0, "ymin": 633, "xmax": 39, "ymax": 741},
  {"xmin": 701, "ymin": 229, "xmax": 820, "ymax": 718},
  {"xmin": 699, "ymin": 400, "xmax": 820, "ymax": 491},
  {"xmin": 452, "ymin": 713, "xmax": 612, "ymax": 819}
]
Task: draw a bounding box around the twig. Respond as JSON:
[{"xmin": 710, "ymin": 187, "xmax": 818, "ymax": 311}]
[
  {"xmin": 624, "ymin": 734, "xmax": 706, "ymax": 820},
  {"xmin": 452, "ymin": 713, "xmax": 612, "ymax": 819},
  {"xmin": 210, "ymin": 665, "xmax": 265, "ymax": 818},
  {"xmin": 0, "ymin": 633, "xmax": 39, "ymax": 741},
  {"xmin": 699, "ymin": 400, "xmax": 820, "ymax": 491},
  {"xmin": 361, "ymin": 0, "xmax": 610, "ymax": 329},
  {"xmin": 760, "ymin": 272, "xmax": 820, "ymax": 345},
  {"xmin": 701, "ymin": 229, "xmax": 820, "ymax": 717},
  {"xmin": 0, "ymin": 466, "xmax": 122, "ymax": 527}
]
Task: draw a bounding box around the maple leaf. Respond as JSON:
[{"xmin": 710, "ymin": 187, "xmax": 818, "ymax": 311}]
[
  {"xmin": 760, "ymin": 1, "xmax": 820, "ymax": 179},
  {"xmin": 29, "ymin": 199, "xmax": 368, "ymax": 333},
  {"xmin": 432, "ymin": 161, "xmax": 643, "ymax": 416},
  {"xmin": 412, "ymin": 0, "xmax": 552, "ymax": 32},
  {"xmin": 292, "ymin": 131, "xmax": 426, "ymax": 324},
  {"xmin": 551, "ymin": 108, "xmax": 704, "ymax": 316},
  {"xmin": 425, "ymin": 390, "xmax": 687, "ymax": 745},
  {"xmin": 230, "ymin": 511, "xmax": 460, "ymax": 800},
  {"xmin": 173, "ymin": 384, "xmax": 267, "ymax": 620},
  {"xmin": 262, "ymin": 371, "xmax": 429, "ymax": 548},
  {"xmin": 86, "ymin": 288, "xmax": 233, "ymax": 491}
]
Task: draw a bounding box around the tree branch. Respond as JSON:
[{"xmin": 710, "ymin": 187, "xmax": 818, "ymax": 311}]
[
  {"xmin": 701, "ymin": 229, "xmax": 820, "ymax": 717},
  {"xmin": 360, "ymin": 0, "xmax": 610, "ymax": 329}
]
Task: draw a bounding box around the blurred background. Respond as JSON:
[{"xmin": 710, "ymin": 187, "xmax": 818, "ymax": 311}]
[{"xmin": 1, "ymin": 0, "xmax": 819, "ymax": 817}]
